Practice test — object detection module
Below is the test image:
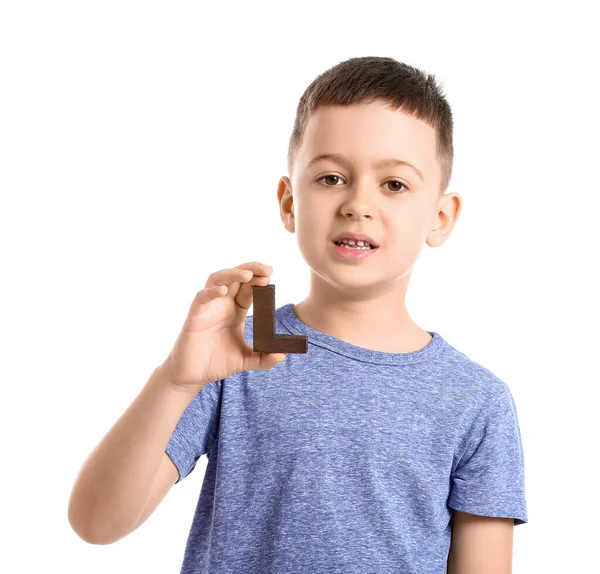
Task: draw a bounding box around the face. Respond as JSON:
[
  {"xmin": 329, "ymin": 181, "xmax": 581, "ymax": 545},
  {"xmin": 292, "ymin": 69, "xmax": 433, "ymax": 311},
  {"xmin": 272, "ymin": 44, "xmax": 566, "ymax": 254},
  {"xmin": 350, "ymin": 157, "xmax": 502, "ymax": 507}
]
[{"xmin": 278, "ymin": 101, "xmax": 460, "ymax": 297}]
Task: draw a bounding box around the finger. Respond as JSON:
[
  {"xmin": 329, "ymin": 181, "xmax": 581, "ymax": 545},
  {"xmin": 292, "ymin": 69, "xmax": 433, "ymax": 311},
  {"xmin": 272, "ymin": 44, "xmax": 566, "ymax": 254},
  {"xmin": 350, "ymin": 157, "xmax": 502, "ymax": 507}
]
[
  {"xmin": 206, "ymin": 263, "xmax": 273, "ymax": 298},
  {"xmin": 188, "ymin": 284, "xmax": 229, "ymax": 316},
  {"xmin": 234, "ymin": 262, "xmax": 273, "ymax": 276},
  {"xmin": 235, "ymin": 273, "xmax": 271, "ymax": 310},
  {"xmin": 205, "ymin": 267, "xmax": 255, "ymax": 290},
  {"xmin": 243, "ymin": 347, "xmax": 287, "ymax": 371}
]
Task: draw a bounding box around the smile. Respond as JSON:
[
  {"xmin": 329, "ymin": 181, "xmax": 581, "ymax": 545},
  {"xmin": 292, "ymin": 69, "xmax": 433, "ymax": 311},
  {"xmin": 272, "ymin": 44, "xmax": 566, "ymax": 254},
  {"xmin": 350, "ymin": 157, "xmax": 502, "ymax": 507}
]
[{"xmin": 330, "ymin": 241, "xmax": 379, "ymax": 260}]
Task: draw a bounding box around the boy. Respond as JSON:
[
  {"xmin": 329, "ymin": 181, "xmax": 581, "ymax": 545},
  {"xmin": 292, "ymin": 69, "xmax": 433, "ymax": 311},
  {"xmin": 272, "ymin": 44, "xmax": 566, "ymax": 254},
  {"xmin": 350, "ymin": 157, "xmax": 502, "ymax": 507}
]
[{"xmin": 68, "ymin": 56, "xmax": 528, "ymax": 573}]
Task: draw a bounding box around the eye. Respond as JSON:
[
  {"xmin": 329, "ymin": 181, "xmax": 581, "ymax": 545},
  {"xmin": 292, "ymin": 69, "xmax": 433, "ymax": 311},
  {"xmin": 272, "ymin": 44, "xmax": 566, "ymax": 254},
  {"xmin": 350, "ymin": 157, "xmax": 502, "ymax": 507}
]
[
  {"xmin": 384, "ymin": 180, "xmax": 408, "ymax": 193},
  {"xmin": 318, "ymin": 175, "xmax": 344, "ymax": 187},
  {"xmin": 317, "ymin": 174, "xmax": 408, "ymax": 194}
]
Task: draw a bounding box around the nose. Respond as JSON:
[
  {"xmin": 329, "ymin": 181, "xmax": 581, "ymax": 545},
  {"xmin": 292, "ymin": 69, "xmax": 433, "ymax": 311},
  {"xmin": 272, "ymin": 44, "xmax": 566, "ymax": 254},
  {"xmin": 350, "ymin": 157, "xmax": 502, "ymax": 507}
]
[{"xmin": 340, "ymin": 184, "xmax": 375, "ymax": 220}]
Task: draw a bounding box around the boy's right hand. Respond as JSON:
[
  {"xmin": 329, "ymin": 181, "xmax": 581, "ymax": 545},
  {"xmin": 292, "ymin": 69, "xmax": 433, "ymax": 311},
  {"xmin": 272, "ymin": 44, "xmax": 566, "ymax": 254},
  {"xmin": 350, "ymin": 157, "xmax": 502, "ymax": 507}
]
[{"xmin": 159, "ymin": 262, "xmax": 287, "ymax": 393}]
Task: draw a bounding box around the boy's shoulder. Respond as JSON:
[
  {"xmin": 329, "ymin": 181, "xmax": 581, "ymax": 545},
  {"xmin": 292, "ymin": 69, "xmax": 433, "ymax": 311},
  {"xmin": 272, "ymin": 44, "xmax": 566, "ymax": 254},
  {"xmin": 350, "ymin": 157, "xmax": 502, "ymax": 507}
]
[{"xmin": 437, "ymin": 335, "xmax": 515, "ymax": 405}]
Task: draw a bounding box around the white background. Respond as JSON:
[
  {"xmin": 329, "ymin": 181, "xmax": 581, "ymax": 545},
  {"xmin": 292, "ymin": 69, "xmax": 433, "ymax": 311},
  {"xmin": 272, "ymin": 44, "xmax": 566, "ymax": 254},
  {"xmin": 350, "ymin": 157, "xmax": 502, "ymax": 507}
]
[{"xmin": 1, "ymin": 1, "xmax": 598, "ymax": 572}]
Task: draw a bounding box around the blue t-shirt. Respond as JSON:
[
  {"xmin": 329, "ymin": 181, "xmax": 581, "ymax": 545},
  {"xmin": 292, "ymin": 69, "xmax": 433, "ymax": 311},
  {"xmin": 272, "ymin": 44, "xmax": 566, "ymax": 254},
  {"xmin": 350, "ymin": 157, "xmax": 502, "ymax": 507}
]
[{"xmin": 166, "ymin": 303, "xmax": 528, "ymax": 574}]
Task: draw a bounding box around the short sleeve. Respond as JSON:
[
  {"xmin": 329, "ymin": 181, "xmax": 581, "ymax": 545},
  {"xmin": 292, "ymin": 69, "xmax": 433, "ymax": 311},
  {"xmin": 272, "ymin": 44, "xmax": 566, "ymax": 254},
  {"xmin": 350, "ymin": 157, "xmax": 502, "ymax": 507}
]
[
  {"xmin": 165, "ymin": 379, "xmax": 223, "ymax": 484},
  {"xmin": 448, "ymin": 385, "xmax": 528, "ymax": 525}
]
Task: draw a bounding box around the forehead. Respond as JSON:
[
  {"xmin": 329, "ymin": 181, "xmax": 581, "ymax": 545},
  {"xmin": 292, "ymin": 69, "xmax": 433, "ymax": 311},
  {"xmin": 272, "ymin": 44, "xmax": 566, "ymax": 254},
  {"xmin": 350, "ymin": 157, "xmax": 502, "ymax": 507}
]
[{"xmin": 299, "ymin": 102, "xmax": 438, "ymax": 177}]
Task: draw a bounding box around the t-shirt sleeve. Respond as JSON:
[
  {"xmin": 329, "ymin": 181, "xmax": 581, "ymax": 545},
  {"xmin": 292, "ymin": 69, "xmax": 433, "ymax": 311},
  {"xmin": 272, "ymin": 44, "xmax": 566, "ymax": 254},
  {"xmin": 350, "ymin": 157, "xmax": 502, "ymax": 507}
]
[
  {"xmin": 448, "ymin": 384, "xmax": 528, "ymax": 525},
  {"xmin": 165, "ymin": 378, "xmax": 223, "ymax": 484}
]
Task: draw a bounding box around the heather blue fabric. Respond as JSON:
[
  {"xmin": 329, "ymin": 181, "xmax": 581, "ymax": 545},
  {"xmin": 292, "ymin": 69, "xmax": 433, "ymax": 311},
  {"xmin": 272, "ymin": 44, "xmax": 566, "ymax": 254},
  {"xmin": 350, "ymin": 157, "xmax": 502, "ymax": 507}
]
[{"xmin": 166, "ymin": 303, "xmax": 528, "ymax": 574}]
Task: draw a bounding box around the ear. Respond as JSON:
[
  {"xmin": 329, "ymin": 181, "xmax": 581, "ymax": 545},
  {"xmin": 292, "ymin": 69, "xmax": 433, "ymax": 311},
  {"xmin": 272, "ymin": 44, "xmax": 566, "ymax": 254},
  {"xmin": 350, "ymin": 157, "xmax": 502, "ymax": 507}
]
[
  {"xmin": 426, "ymin": 191, "xmax": 462, "ymax": 248},
  {"xmin": 277, "ymin": 176, "xmax": 295, "ymax": 233}
]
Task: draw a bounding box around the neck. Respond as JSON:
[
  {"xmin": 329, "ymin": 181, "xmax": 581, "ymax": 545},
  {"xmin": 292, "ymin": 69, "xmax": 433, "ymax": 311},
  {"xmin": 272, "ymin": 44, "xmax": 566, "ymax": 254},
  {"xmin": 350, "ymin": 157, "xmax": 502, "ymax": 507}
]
[{"xmin": 293, "ymin": 271, "xmax": 432, "ymax": 353}]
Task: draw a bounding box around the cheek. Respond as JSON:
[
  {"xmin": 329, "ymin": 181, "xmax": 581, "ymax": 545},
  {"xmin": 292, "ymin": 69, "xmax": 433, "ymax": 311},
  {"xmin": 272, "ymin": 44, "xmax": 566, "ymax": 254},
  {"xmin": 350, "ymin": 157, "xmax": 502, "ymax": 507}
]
[
  {"xmin": 399, "ymin": 218, "xmax": 422, "ymax": 238},
  {"xmin": 296, "ymin": 203, "xmax": 327, "ymax": 237},
  {"xmin": 384, "ymin": 217, "xmax": 429, "ymax": 252}
]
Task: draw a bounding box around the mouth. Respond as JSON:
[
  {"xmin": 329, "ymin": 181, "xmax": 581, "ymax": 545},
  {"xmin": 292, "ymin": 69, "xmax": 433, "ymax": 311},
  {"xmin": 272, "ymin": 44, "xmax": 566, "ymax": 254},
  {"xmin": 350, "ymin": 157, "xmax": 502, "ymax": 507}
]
[
  {"xmin": 331, "ymin": 240, "xmax": 379, "ymax": 259},
  {"xmin": 332, "ymin": 239, "xmax": 379, "ymax": 251},
  {"xmin": 330, "ymin": 232, "xmax": 380, "ymax": 249}
]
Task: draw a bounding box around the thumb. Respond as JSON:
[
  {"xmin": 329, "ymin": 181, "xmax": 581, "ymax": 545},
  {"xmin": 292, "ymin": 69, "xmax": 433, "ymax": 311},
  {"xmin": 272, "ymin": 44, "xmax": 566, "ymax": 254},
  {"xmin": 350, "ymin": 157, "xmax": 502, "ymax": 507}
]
[{"xmin": 246, "ymin": 351, "xmax": 287, "ymax": 371}]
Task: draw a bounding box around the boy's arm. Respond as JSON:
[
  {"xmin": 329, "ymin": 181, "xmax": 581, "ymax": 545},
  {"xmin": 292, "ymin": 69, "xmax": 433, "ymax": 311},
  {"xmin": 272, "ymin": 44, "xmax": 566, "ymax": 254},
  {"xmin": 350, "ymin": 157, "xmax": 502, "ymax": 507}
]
[
  {"xmin": 67, "ymin": 365, "xmax": 206, "ymax": 545},
  {"xmin": 127, "ymin": 450, "xmax": 179, "ymax": 535},
  {"xmin": 447, "ymin": 510, "xmax": 514, "ymax": 574}
]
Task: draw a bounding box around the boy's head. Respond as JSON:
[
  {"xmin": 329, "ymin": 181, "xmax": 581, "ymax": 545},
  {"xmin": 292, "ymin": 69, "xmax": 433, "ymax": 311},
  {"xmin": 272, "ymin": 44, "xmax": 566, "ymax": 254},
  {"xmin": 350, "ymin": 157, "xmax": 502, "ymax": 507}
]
[{"xmin": 277, "ymin": 56, "xmax": 461, "ymax": 297}]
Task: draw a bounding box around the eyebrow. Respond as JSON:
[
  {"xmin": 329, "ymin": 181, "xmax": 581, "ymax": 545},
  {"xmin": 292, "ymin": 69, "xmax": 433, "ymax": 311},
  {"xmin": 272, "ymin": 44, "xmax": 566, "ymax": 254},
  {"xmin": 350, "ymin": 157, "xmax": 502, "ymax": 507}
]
[{"xmin": 306, "ymin": 152, "xmax": 424, "ymax": 182}]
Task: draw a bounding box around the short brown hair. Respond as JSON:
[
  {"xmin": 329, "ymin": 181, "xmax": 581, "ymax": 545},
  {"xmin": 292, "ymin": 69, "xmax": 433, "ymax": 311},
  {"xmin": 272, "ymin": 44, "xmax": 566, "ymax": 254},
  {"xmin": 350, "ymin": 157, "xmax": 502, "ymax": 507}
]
[{"xmin": 287, "ymin": 56, "xmax": 454, "ymax": 194}]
